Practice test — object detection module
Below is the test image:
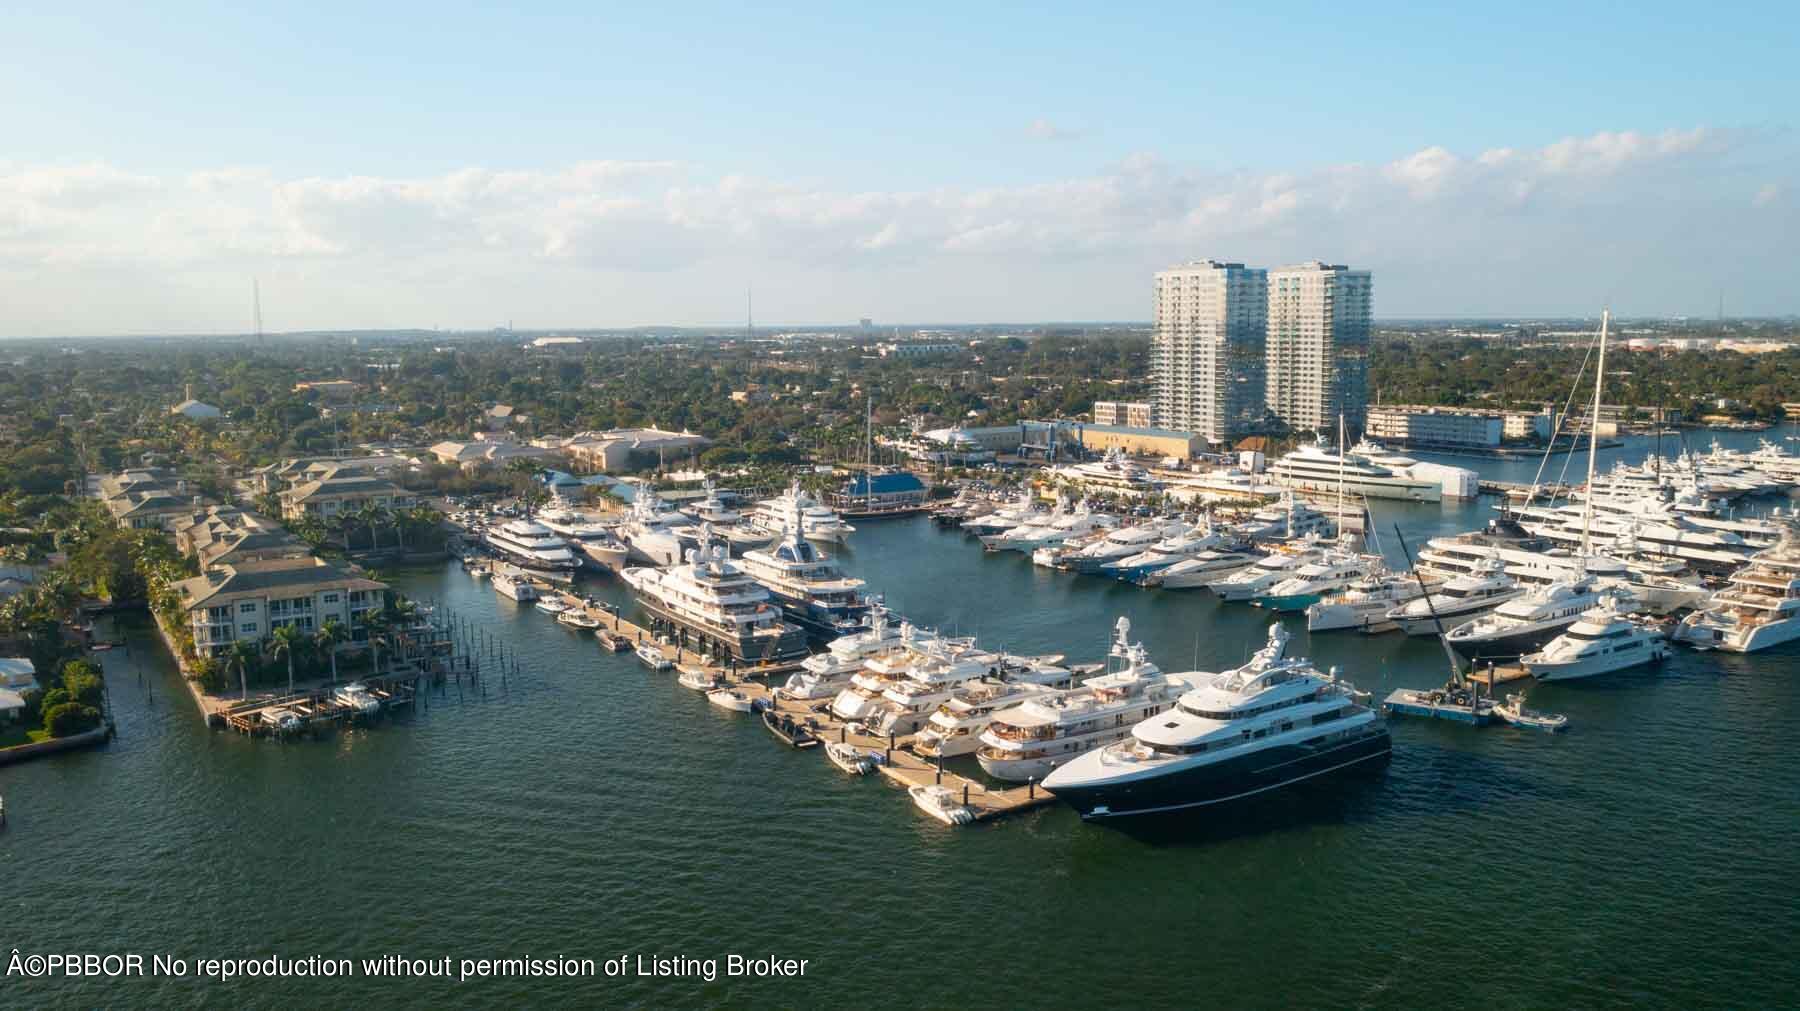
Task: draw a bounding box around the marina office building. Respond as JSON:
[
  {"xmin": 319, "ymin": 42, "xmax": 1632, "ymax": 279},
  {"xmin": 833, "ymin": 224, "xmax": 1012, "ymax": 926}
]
[{"xmin": 1145, "ymin": 259, "xmax": 1373, "ymax": 446}]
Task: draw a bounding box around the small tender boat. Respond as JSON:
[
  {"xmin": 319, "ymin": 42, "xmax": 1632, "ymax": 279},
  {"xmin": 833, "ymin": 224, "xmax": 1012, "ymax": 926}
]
[
  {"xmin": 824, "ymin": 740, "xmax": 887, "ymax": 775},
  {"xmin": 259, "ymin": 708, "xmax": 303, "ymax": 734},
  {"xmin": 334, "ymin": 682, "xmax": 382, "ymax": 716},
  {"xmin": 534, "ymin": 597, "xmax": 569, "ymax": 615},
  {"xmin": 1493, "ymin": 692, "xmax": 1569, "ymax": 732},
  {"xmin": 598, "ymin": 631, "xmax": 632, "ymax": 652},
  {"xmin": 556, "ymin": 609, "xmax": 601, "ymax": 631},
  {"xmin": 707, "ymin": 688, "xmax": 760, "ymax": 712},
  {"xmin": 909, "ymin": 784, "xmax": 975, "ymax": 826},
  {"xmin": 760, "ymin": 707, "xmax": 820, "ymax": 748},
  {"xmin": 635, "ymin": 642, "xmax": 672, "ymax": 670},
  {"xmin": 678, "ymin": 668, "xmax": 721, "ymax": 691}
]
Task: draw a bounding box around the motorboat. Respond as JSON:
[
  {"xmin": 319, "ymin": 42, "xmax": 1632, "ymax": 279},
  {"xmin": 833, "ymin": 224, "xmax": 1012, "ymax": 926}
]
[
  {"xmin": 1443, "ymin": 577, "xmax": 1608, "ymax": 662},
  {"xmin": 707, "ymin": 687, "xmax": 759, "ymax": 712},
  {"xmin": 977, "ymin": 618, "xmax": 1197, "ymax": 783},
  {"xmin": 555, "ymin": 608, "xmax": 601, "ymax": 631},
  {"xmin": 1674, "ymin": 519, "xmax": 1800, "ymax": 652},
  {"xmin": 1386, "ymin": 558, "xmax": 1526, "ymax": 636},
  {"xmin": 483, "ymin": 518, "xmax": 579, "ymax": 577},
  {"xmin": 635, "ymin": 642, "xmax": 673, "ymax": 670},
  {"xmin": 1305, "ymin": 569, "xmax": 1442, "ymax": 633},
  {"xmin": 1097, "ymin": 521, "xmax": 1226, "ymax": 581},
  {"xmin": 1269, "ymin": 438, "xmax": 1443, "ymax": 502},
  {"xmin": 1522, "ymin": 599, "xmax": 1670, "ymax": 680},
  {"xmin": 912, "ymin": 681, "xmax": 1061, "ymax": 759},
  {"xmin": 750, "ymin": 481, "xmax": 855, "ymax": 543},
  {"xmin": 678, "ymin": 668, "xmax": 721, "ymax": 691},
  {"xmin": 1209, "ymin": 538, "xmax": 1329, "ymax": 601},
  {"xmin": 779, "ymin": 603, "xmax": 905, "ymax": 700},
  {"xmin": 618, "ymin": 487, "xmax": 693, "ymax": 567},
  {"xmin": 534, "ymin": 596, "xmax": 569, "ymax": 615},
  {"xmin": 824, "ymin": 740, "xmax": 887, "ymax": 775},
  {"xmin": 909, "ymin": 784, "xmax": 976, "ymax": 826},
  {"xmin": 333, "ymin": 682, "xmax": 381, "ymax": 716},
  {"xmin": 1140, "ymin": 546, "xmax": 1264, "ymax": 589},
  {"xmin": 1492, "ymin": 693, "xmax": 1570, "ymax": 732},
  {"xmin": 491, "ymin": 566, "xmax": 539, "ymax": 602},
  {"xmin": 738, "ymin": 504, "xmax": 870, "ymax": 639},
  {"xmin": 619, "ymin": 532, "xmax": 810, "ymax": 665},
  {"xmin": 959, "ymin": 489, "xmax": 1045, "ymax": 536},
  {"xmin": 1251, "ymin": 545, "xmax": 1383, "ymax": 612},
  {"xmin": 1060, "ymin": 519, "xmax": 1186, "ymax": 574},
  {"xmin": 1229, "ymin": 494, "xmax": 1338, "ymax": 543},
  {"xmin": 1044, "ymin": 624, "xmax": 1389, "ymax": 819}
]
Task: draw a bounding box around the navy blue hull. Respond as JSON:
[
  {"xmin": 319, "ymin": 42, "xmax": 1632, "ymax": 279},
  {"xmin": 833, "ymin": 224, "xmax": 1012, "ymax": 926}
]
[
  {"xmin": 1051, "ymin": 727, "xmax": 1392, "ymax": 819},
  {"xmin": 1448, "ymin": 620, "xmax": 1577, "ymax": 662}
]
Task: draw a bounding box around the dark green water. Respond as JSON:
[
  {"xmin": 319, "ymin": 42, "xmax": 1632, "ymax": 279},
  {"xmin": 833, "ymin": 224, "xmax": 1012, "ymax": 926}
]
[{"xmin": 5, "ymin": 434, "xmax": 1799, "ymax": 1008}]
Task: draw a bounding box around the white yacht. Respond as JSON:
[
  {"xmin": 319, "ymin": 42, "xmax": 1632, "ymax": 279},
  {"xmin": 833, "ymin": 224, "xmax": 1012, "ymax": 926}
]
[
  {"xmin": 1306, "ymin": 569, "xmax": 1442, "ymax": 633},
  {"xmin": 618, "ymin": 487, "xmax": 693, "ymax": 567},
  {"xmin": 779, "ymin": 603, "xmax": 904, "ymax": 700},
  {"xmin": 1269, "ymin": 439, "xmax": 1442, "ymax": 502},
  {"xmin": 750, "ymin": 481, "xmax": 855, "ymax": 543},
  {"xmin": 483, "ymin": 518, "xmax": 579, "ymax": 577},
  {"xmin": 959, "ymin": 489, "xmax": 1044, "ymax": 536},
  {"xmin": 619, "ymin": 535, "xmax": 810, "ymax": 664},
  {"xmin": 1251, "ymin": 544, "xmax": 1383, "ymax": 612},
  {"xmin": 1096, "ymin": 521, "xmax": 1224, "ymax": 581},
  {"xmin": 977, "ymin": 618, "xmax": 1197, "ymax": 783},
  {"xmin": 1231, "ymin": 494, "xmax": 1338, "ymax": 543},
  {"xmin": 1049, "ymin": 447, "xmax": 1160, "ymax": 497},
  {"xmin": 738, "ymin": 504, "xmax": 869, "ymax": 639},
  {"xmin": 1209, "ymin": 538, "xmax": 1329, "ymax": 601},
  {"xmin": 1387, "ymin": 558, "xmax": 1526, "ymax": 636},
  {"xmin": 1674, "ymin": 520, "xmax": 1800, "ymax": 653},
  {"xmin": 829, "ymin": 633, "xmax": 987, "ymax": 725},
  {"xmin": 1443, "ymin": 577, "xmax": 1608, "ymax": 662},
  {"xmin": 1060, "ymin": 519, "xmax": 1185, "ymax": 573},
  {"xmin": 1141, "ymin": 546, "xmax": 1264, "ymax": 589},
  {"xmin": 537, "ymin": 504, "xmax": 631, "ymax": 572},
  {"xmin": 1522, "ymin": 599, "xmax": 1670, "ymax": 680},
  {"xmin": 913, "ymin": 681, "xmax": 1062, "ymax": 759},
  {"xmin": 981, "ymin": 501, "xmax": 1103, "ymax": 552},
  {"xmin": 1043, "ymin": 624, "xmax": 1389, "ymax": 819},
  {"xmin": 491, "ymin": 565, "xmax": 539, "ymax": 602},
  {"xmin": 867, "ymin": 652, "xmax": 1074, "ymax": 739}
]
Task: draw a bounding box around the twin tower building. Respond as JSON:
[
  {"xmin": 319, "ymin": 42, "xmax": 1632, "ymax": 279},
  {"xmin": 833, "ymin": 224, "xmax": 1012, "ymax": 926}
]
[{"xmin": 1150, "ymin": 259, "xmax": 1371, "ymax": 447}]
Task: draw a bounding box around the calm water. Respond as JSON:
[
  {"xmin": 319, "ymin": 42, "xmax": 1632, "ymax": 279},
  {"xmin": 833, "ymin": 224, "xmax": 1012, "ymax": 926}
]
[{"xmin": 6, "ymin": 432, "xmax": 1799, "ymax": 1008}]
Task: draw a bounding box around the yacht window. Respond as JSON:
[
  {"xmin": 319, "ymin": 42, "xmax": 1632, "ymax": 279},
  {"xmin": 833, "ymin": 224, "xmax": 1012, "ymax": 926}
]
[{"xmin": 1312, "ymin": 709, "xmax": 1343, "ymax": 726}]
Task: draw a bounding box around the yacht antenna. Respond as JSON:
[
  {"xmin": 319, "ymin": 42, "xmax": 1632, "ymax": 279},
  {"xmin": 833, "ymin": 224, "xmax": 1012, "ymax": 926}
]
[
  {"xmin": 1580, "ymin": 309, "xmax": 1610, "ymax": 572},
  {"xmin": 1393, "ymin": 524, "xmax": 1463, "ymax": 686}
]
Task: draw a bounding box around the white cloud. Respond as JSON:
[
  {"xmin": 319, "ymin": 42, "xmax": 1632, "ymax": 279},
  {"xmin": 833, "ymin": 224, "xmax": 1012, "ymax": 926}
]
[
  {"xmin": 1025, "ymin": 118, "xmax": 1081, "ymax": 142},
  {"xmin": 0, "ymin": 126, "xmax": 1790, "ymax": 332}
]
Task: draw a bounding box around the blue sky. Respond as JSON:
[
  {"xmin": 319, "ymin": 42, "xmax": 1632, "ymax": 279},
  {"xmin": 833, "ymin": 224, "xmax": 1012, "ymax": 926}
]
[{"xmin": 2, "ymin": 2, "xmax": 1795, "ymax": 334}]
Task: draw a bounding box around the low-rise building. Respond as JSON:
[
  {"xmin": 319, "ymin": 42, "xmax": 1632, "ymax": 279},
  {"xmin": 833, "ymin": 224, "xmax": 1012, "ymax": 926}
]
[
  {"xmin": 278, "ymin": 466, "xmax": 417, "ymax": 521},
  {"xmin": 1502, "ymin": 409, "xmax": 1559, "ymax": 441},
  {"xmin": 173, "ymin": 557, "xmax": 387, "ymax": 657},
  {"xmin": 1072, "ymin": 424, "xmax": 1202, "ymax": 461},
  {"xmin": 877, "ymin": 342, "xmax": 960, "ymax": 358},
  {"xmin": 171, "ymin": 399, "xmax": 223, "ymax": 420},
  {"xmin": 428, "ymin": 439, "xmax": 560, "ymax": 472},
  {"xmin": 1366, "ymin": 406, "xmax": 1503, "ymax": 448},
  {"xmin": 98, "ymin": 468, "xmax": 208, "ymax": 530},
  {"xmin": 0, "ymin": 657, "xmax": 38, "ymax": 722},
  {"xmin": 829, "ymin": 471, "xmax": 929, "ymax": 513},
  {"xmin": 253, "ymin": 455, "xmax": 414, "ymax": 494},
  {"xmin": 1092, "ymin": 401, "xmax": 1152, "ymax": 428},
  {"xmin": 172, "ymin": 507, "xmax": 309, "ymax": 570},
  {"xmin": 293, "ymin": 380, "xmax": 360, "ymax": 399},
  {"xmin": 559, "ymin": 428, "xmax": 710, "ymax": 472}
]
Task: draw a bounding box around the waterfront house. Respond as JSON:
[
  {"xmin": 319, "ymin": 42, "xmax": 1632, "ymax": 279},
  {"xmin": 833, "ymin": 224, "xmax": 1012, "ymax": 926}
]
[
  {"xmin": 98, "ymin": 469, "xmax": 209, "ymax": 530},
  {"xmin": 277, "ymin": 466, "xmax": 417, "ymax": 521},
  {"xmin": 172, "ymin": 557, "xmax": 387, "ymax": 657},
  {"xmin": 0, "ymin": 657, "xmax": 37, "ymax": 722}
]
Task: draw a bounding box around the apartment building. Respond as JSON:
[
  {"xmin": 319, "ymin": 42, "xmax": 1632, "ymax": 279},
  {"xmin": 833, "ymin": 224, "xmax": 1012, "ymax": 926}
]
[
  {"xmin": 1149, "ymin": 260, "xmax": 1268, "ymax": 446},
  {"xmin": 1265, "ymin": 261, "xmax": 1372, "ymax": 434},
  {"xmin": 174, "ymin": 557, "xmax": 387, "ymax": 657}
]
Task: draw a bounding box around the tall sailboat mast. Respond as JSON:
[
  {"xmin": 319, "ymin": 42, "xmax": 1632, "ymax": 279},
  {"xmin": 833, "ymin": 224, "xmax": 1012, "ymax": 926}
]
[
  {"xmin": 1580, "ymin": 309, "xmax": 1611, "ymax": 566},
  {"xmin": 1335, "ymin": 413, "xmax": 1347, "ymax": 543}
]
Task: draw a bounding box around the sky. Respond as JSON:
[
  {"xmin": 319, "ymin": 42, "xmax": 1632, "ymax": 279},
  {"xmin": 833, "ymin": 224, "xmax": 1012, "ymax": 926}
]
[{"xmin": 2, "ymin": 1, "xmax": 1796, "ymax": 336}]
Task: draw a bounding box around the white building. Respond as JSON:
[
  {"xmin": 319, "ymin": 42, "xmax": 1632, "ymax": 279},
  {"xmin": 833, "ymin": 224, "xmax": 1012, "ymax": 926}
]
[
  {"xmin": 877, "ymin": 342, "xmax": 960, "ymax": 358},
  {"xmin": 1149, "ymin": 260, "xmax": 1268, "ymax": 446},
  {"xmin": 173, "ymin": 557, "xmax": 388, "ymax": 657},
  {"xmin": 1092, "ymin": 401, "xmax": 1152, "ymax": 428},
  {"xmin": 171, "ymin": 399, "xmax": 222, "ymax": 420},
  {"xmin": 1366, "ymin": 406, "xmax": 1503, "ymax": 448},
  {"xmin": 1265, "ymin": 261, "xmax": 1372, "ymax": 434}
]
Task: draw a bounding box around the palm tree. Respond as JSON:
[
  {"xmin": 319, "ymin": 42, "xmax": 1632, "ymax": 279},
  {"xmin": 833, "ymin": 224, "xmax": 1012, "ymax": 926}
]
[
  {"xmin": 229, "ymin": 639, "xmax": 259, "ymax": 701},
  {"xmin": 315, "ymin": 619, "xmax": 348, "ymax": 686},
  {"xmin": 362, "ymin": 612, "xmax": 391, "ymax": 676},
  {"xmin": 360, "ymin": 504, "xmax": 388, "ymax": 552},
  {"xmin": 269, "ymin": 624, "xmax": 304, "ymax": 696},
  {"xmin": 335, "ymin": 511, "xmax": 356, "ymax": 552}
]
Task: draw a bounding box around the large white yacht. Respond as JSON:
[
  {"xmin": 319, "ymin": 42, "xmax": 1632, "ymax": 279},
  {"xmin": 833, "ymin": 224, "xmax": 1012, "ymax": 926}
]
[
  {"xmin": 959, "ymin": 489, "xmax": 1044, "ymax": 536},
  {"xmin": 1443, "ymin": 577, "xmax": 1608, "ymax": 662},
  {"xmin": 977, "ymin": 618, "xmax": 1197, "ymax": 783},
  {"xmin": 1522, "ymin": 599, "xmax": 1670, "ymax": 680},
  {"xmin": 913, "ymin": 681, "xmax": 1062, "ymax": 759},
  {"xmin": 1674, "ymin": 521, "xmax": 1800, "ymax": 653},
  {"xmin": 1251, "ymin": 544, "xmax": 1384, "ymax": 612},
  {"xmin": 1231, "ymin": 494, "xmax": 1338, "ymax": 543},
  {"xmin": 737, "ymin": 505, "xmax": 870, "ymax": 639},
  {"xmin": 483, "ymin": 518, "xmax": 579, "ymax": 578},
  {"xmin": 980, "ymin": 501, "xmax": 1104, "ymax": 553},
  {"xmin": 1141, "ymin": 545, "xmax": 1264, "ymax": 589},
  {"xmin": 1269, "ymin": 439, "xmax": 1442, "ymax": 502},
  {"xmin": 619, "ymin": 536, "xmax": 809, "ymax": 664},
  {"xmin": 1043, "ymin": 624, "xmax": 1389, "ymax": 819},
  {"xmin": 1305, "ymin": 569, "xmax": 1441, "ymax": 633},
  {"xmin": 1209, "ymin": 538, "xmax": 1329, "ymax": 601},
  {"xmin": 1060, "ymin": 519, "xmax": 1186, "ymax": 573},
  {"xmin": 490, "ymin": 564, "xmax": 540, "ymax": 602},
  {"xmin": 536, "ymin": 504, "xmax": 630, "ymax": 572},
  {"xmin": 750, "ymin": 481, "xmax": 855, "ymax": 543},
  {"xmin": 867, "ymin": 652, "xmax": 1075, "ymax": 738},
  {"xmin": 617, "ymin": 487, "xmax": 693, "ymax": 566},
  {"xmin": 673, "ymin": 480, "xmax": 774, "ymax": 555},
  {"xmin": 1049, "ymin": 447, "xmax": 1160, "ymax": 497},
  {"xmin": 1096, "ymin": 521, "xmax": 1225, "ymax": 581},
  {"xmin": 779, "ymin": 604, "xmax": 905, "ymax": 700},
  {"xmin": 1387, "ymin": 558, "xmax": 1526, "ymax": 636},
  {"xmin": 829, "ymin": 632, "xmax": 986, "ymax": 724}
]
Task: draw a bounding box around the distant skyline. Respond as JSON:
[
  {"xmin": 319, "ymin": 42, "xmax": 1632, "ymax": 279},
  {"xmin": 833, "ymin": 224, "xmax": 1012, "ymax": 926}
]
[{"xmin": 3, "ymin": 2, "xmax": 1796, "ymax": 336}]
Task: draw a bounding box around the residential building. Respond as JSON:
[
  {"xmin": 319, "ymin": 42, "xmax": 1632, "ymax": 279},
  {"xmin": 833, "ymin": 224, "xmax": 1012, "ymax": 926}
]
[
  {"xmin": 277, "ymin": 466, "xmax": 417, "ymax": 521},
  {"xmin": 0, "ymin": 657, "xmax": 37, "ymax": 722},
  {"xmin": 172, "ymin": 507, "xmax": 309, "ymax": 571},
  {"xmin": 558, "ymin": 428, "xmax": 710, "ymax": 472},
  {"xmin": 1366, "ymin": 406, "xmax": 1503, "ymax": 448},
  {"xmin": 1092, "ymin": 401, "xmax": 1152, "ymax": 428},
  {"xmin": 1503, "ymin": 409, "xmax": 1559, "ymax": 441},
  {"xmin": 97, "ymin": 468, "xmax": 208, "ymax": 530},
  {"xmin": 427, "ymin": 439, "xmax": 559, "ymax": 472},
  {"xmin": 173, "ymin": 557, "xmax": 388, "ymax": 657},
  {"xmin": 1265, "ymin": 261, "xmax": 1372, "ymax": 434},
  {"xmin": 1149, "ymin": 260, "xmax": 1268, "ymax": 446},
  {"xmin": 253, "ymin": 454, "xmax": 413, "ymax": 495}
]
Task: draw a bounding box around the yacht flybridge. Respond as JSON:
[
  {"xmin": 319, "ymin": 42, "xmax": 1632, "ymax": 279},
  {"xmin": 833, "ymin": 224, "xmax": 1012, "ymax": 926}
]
[{"xmin": 1044, "ymin": 624, "xmax": 1388, "ymax": 819}]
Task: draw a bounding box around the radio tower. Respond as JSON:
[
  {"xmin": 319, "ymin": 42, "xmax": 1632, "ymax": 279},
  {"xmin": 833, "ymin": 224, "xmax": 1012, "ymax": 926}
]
[{"xmin": 253, "ymin": 278, "xmax": 264, "ymax": 346}]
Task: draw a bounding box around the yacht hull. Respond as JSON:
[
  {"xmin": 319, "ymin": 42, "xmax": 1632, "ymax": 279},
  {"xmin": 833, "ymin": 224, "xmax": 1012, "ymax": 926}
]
[
  {"xmin": 1448, "ymin": 619, "xmax": 1581, "ymax": 663},
  {"xmin": 1050, "ymin": 728, "xmax": 1392, "ymax": 819},
  {"xmin": 1525, "ymin": 646, "xmax": 1667, "ymax": 681},
  {"xmin": 1253, "ymin": 591, "xmax": 1324, "ymax": 612},
  {"xmin": 628, "ymin": 594, "xmax": 809, "ymax": 666}
]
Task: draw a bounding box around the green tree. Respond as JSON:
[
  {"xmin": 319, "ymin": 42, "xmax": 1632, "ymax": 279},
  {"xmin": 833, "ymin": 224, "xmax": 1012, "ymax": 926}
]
[
  {"xmin": 269, "ymin": 624, "xmax": 305, "ymax": 696},
  {"xmin": 315, "ymin": 618, "xmax": 349, "ymax": 686}
]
